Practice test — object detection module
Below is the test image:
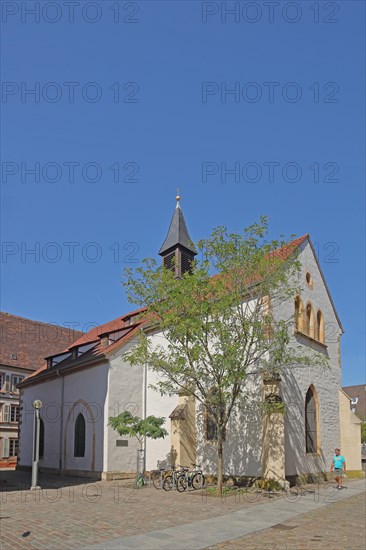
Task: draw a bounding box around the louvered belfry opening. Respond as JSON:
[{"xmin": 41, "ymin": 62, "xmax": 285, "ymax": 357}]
[
  {"xmin": 181, "ymin": 249, "xmax": 194, "ymax": 275},
  {"xmin": 163, "ymin": 251, "xmax": 176, "ymax": 272},
  {"xmin": 159, "ymin": 196, "xmax": 197, "ymax": 278}
]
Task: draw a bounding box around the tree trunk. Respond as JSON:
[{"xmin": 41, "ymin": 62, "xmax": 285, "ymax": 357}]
[{"xmin": 217, "ymin": 437, "xmax": 223, "ymax": 495}]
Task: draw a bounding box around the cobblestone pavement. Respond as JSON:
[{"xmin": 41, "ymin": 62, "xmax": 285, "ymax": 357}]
[
  {"xmin": 206, "ymin": 492, "xmax": 366, "ymax": 550},
  {"xmin": 0, "ymin": 471, "xmax": 287, "ymax": 550},
  {"xmin": 0, "ymin": 470, "xmax": 364, "ymax": 549}
]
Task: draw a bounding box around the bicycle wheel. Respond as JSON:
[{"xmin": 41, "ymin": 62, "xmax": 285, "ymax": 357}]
[
  {"xmin": 151, "ymin": 470, "xmax": 163, "ymax": 489},
  {"xmin": 163, "ymin": 475, "xmax": 174, "ymax": 491},
  {"xmin": 176, "ymin": 474, "xmax": 187, "ymax": 492},
  {"xmin": 191, "ymin": 473, "xmax": 205, "ymax": 490}
]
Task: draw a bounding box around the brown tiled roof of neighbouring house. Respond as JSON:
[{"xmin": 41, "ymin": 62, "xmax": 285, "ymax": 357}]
[
  {"xmin": 0, "ymin": 312, "xmax": 84, "ymax": 371},
  {"xmin": 343, "ymin": 384, "xmax": 366, "ymax": 421}
]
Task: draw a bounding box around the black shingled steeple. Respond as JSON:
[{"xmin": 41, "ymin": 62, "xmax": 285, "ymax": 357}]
[{"xmin": 159, "ymin": 196, "xmax": 196, "ymax": 277}]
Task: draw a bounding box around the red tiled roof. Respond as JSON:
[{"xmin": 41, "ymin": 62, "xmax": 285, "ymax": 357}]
[
  {"xmin": 19, "ymin": 234, "xmax": 342, "ymax": 386},
  {"xmin": 68, "ymin": 306, "xmax": 147, "ymax": 348},
  {"xmin": 268, "ymin": 235, "xmax": 308, "ymax": 260},
  {"xmin": 0, "ymin": 312, "xmax": 84, "ymax": 371},
  {"xmin": 210, "ymin": 234, "xmax": 309, "ymax": 290},
  {"xmin": 19, "ymin": 310, "xmax": 148, "ymax": 387}
]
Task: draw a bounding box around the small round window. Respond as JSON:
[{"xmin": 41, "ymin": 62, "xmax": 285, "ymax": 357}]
[{"xmin": 306, "ymin": 272, "xmax": 313, "ymax": 287}]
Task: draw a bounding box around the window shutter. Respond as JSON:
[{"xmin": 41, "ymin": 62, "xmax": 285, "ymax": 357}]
[
  {"xmin": 2, "ymin": 438, "xmax": 9, "ymax": 458},
  {"xmin": 4, "ymin": 375, "xmax": 10, "ymax": 392},
  {"xmin": 3, "ymin": 404, "xmax": 10, "ymax": 422}
]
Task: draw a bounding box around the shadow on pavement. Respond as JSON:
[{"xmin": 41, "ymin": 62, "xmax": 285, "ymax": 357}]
[{"xmin": 0, "ymin": 469, "xmax": 94, "ymax": 491}]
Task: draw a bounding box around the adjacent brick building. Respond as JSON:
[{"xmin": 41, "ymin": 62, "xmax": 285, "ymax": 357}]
[
  {"xmin": 342, "ymin": 385, "xmax": 366, "ymax": 421},
  {"xmin": 0, "ymin": 312, "xmax": 83, "ymax": 467}
]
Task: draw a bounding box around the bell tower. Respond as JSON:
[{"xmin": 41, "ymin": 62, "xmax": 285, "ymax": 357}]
[{"xmin": 159, "ymin": 194, "xmax": 197, "ymax": 277}]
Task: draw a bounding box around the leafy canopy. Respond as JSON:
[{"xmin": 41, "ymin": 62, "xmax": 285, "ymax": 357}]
[
  {"xmin": 123, "ymin": 217, "xmax": 327, "ymax": 420},
  {"xmin": 122, "ymin": 217, "xmax": 329, "ymax": 493},
  {"xmin": 108, "ymin": 411, "xmax": 168, "ymax": 448}
]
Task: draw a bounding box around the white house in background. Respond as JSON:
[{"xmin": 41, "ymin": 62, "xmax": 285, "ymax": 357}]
[{"xmin": 17, "ymin": 199, "xmax": 362, "ymax": 484}]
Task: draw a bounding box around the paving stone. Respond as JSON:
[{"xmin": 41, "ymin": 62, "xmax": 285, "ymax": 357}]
[{"xmin": 0, "ymin": 470, "xmax": 365, "ymax": 550}]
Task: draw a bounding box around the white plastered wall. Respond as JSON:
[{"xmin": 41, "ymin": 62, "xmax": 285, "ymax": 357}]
[{"xmin": 19, "ymin": 363, "xmax": 109, "ymax": 473}]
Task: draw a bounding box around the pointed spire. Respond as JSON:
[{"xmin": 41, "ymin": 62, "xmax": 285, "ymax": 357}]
[{"xmin": 159, "ymin": 194, "xmax": 197, "ymax": 256}]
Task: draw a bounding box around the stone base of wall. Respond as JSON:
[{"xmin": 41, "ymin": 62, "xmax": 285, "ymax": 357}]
[
  {"xmin": 285, "ymin": 470, "xmax": 364, "ymax": 486},
  {"xmin": 204, "ymin": 475, "xmax": 260, "ymax": 487},
  {"xmin": 101, "ymin": 471, "xmax": 135, "ymax": 481},
  {"xmin": 0, "ymin": 460, "xmax": 17, "ymax": 469},
  {"xmin": 286, "ymin": 471, "xmax": 330, "ymax": 486},
  {"xmin": 16, "ymin": 464, "xmax": 102, "ymax": 480}
]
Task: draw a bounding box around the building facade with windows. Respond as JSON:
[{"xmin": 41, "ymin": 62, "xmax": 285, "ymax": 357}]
[
  {"xmin": 342, "ymin": 384, "xmax": 366, "ymax": 420},
  {"xmin": 17, "ymin": 200, "xmax": 363, "ymax": 483},
  {"xmin": 0, "ymin": 312, "xmax": 83, "ymax": 467}
]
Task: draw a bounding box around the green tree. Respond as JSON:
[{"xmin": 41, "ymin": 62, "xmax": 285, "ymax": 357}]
[
  {"xmin": 123, "ymin": 217, "xmax": 328, "ymax": 494},
  {"xmin": 108, "ymin": 411, "xmax": 168, "ymax": 481}
]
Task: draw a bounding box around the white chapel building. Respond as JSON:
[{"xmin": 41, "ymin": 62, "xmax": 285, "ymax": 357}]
[{"xmin": 18, "ymin": 200, "xmax": 362, "ymax": 483}]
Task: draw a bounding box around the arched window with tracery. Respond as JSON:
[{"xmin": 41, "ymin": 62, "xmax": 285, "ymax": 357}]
[
  {"xmin": 317, "ymin": 310, "xmax": 325, "ymax": 343},
  {"xmin": 74, "ymin": 413, "xmax": 86, "ymax": 457},
  {"xmin": 306, "ymin": 302, "xmax": 315, "ymax": 339},
  {"xmin": 294, "ymin": 296, "xmax": 304, "ymax": 332},
  {"xmin": 305, "ymin": 385, "xmax": 319, "ymax": 453}
]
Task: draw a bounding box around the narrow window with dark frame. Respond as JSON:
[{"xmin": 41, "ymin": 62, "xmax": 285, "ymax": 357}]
[
  {"xmin": 305, "ymin": 386, "xmax": 318, "ymax": 453},
  {"xmin": 74, "ymin": 413, "xmax": 86, "ymax": 457}
]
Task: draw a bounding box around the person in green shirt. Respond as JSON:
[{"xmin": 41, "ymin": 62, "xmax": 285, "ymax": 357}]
[{"xmin": 330, "ymin": 448, "xmax": 346, "ymax": 489}]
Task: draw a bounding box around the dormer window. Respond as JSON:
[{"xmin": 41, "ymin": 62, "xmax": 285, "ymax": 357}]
[
  {"xmin": 50, "ymin": 351, "xmax": 72, "ymax": 367},
  {"xmin": 77, "ymin": 342, "xmax": 97, "ymax": 357}
]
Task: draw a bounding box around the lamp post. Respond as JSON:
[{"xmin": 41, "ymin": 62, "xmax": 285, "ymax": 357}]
[{"xmin": 30, "ymin": 399, "xmax": 42, "ymax": 490}]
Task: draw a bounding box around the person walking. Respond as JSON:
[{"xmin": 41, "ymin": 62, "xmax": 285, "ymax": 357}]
[{"xmin": 330, "ymin": 448, "xmax": 346, "ymax": 489}]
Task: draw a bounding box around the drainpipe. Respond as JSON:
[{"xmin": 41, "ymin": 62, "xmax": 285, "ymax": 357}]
[
  {"xmin": 143, "ymin": 360, "xmax": 147, "ymax": 472},
  {"xmin": 56, "ymin": 370, "xmax": 64, "ymax": 473}
]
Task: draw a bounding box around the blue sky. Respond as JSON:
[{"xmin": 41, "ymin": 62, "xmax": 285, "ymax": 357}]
[{"xmin": 1, "ymin": 1, "xmax": 364, "ymax": 385}]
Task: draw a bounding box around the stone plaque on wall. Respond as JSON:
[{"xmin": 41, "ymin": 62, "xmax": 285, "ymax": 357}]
[{"xmin": 116, "ymin": 440, "xmax": 128, "ymax": 447}]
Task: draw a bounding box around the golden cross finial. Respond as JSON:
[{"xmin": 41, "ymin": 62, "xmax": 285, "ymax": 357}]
[{"xmin": 176, "ymin": 187, "xmax": 181, "ymax": 206}]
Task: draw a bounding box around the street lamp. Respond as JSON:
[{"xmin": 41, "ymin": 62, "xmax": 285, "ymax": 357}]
[{"xmin": 30, "ymin": 399, "xmax": 43, "ymax": 490}]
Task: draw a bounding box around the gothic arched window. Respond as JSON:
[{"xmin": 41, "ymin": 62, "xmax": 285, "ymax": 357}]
[
  {"xmin": 305, "ymin": 386, "xmax": 319, "ymax": 454},
  {"xmin": 74, "ymin": 413, "xmax": 86, "ymax": 457},
  {"xmin": 317, "ymin": 310, "xmax": 325, "ymax": 343},
  {"xmin": 306, "ymin": 302, "xmax": 315, "ymax": 339},
  {"xmin": 39, "ymin": 418, "xmax": 44, "ymax": 459},
  {"xmin": 294, "ymin": 296, "xmax": 304, "ymax": 332}
]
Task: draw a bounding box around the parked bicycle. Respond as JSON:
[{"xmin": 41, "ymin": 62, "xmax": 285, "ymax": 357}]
[
  {"xmin": 150, "ymin": 465, "xmax": 177, "ymax": 489},
  {"xmin": 162, "ymin": 465, "xmax": 185, "ymax": 491},
  {"xmin": 176, "ymin": 463, "xmax": 205, "ymax": 492},
  {"xmin": 163, "ymin": 463, "xmax": 205, "ymax": 492}
]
